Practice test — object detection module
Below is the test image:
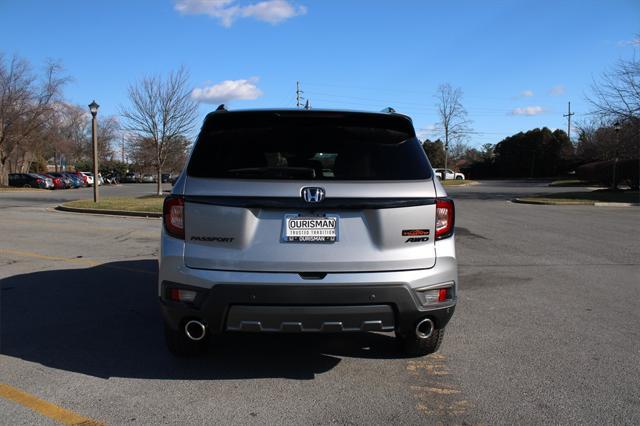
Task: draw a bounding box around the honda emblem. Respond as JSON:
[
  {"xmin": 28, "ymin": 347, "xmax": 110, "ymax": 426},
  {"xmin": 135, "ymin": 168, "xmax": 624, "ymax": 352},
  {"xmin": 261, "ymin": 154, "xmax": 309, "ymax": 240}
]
[{"xmin": 301, "ymin": 187, "xmax": 325, "ymax": 203}]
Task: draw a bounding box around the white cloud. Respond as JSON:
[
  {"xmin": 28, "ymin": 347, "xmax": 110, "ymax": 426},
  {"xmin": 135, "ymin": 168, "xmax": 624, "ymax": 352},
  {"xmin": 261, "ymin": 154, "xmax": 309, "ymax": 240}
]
[
  {"xmin": 548, "ymin": 85, "xmax": 565, "ymax": 96},
  {"xmin": 241, "ymin": 0, "xmax": 307, "ymax": 24},
  {"xmin": 510, "ymin": 106, "xmax": 545, "ymax": 116},
  {"xmin": 191, "ymin": 78, "xmax": 263, "ymax": 103},
  {"xmin": 416, "ymin": 124, "xmax": 439, "ymax": 141},
  {"xmin": 520, "ymin": 89, "xmax": 534, "ymax": 97},
  {"xmin": 175, "ymin": 0, "xmax": 306, "ymax": 27},
  {"xmin": 618, "ymin": 37, "xmax": 640, "ymax": 47}
]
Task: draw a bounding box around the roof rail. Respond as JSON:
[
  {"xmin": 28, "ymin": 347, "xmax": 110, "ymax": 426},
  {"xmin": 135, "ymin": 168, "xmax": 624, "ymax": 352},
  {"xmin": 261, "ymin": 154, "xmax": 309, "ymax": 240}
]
[
  {"xmin": 380, "ymin": 107, "xmax": 396, "ymax": 114},
  {"xmin": 215, "ymin": 104, "xmax": 228, "ymax": 112}
]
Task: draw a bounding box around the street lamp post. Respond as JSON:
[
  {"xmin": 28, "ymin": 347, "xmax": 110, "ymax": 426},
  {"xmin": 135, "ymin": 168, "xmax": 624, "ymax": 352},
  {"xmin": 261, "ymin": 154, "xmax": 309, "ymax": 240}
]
[
  {"xmin": 89, "ymin": 100, "xmax": 99, "ymax": 202},
  {"xmin": 612, "ymin": 121, "xmax": 620, "ymax": 190}
]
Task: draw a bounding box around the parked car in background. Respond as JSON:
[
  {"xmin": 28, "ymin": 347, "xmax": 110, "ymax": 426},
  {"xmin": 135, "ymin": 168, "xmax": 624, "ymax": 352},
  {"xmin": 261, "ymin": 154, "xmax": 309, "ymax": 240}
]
[
  {"xmin": 121, "ymin": 172, "xmax": 141, "ymax": 183},
  {"xmin": 141, "ymin": 174, "xmax": 156, "ymax": 183},
  {"xmin": 161, "ymin": 173, "xmax": 172, "ymax": 183},
  {"xmin": 67, "ymin": 171, "xmax": 88, "ymax": 186},
  {"xmin": 34, "ymin": 174, "xmax": 54, "ymax": 189},
  {"xmin": 8, "ymin": 173, "xmax": 50, "ymax": 189},
  {"xmin": 434, "ymin": 168, "xmax": 465, "ymax": 180},
  {"xmin": 42, "ymin": 174, "xmax": 66, "ymax": 189},
  {"xmin": 63, "ymin": 173, "xmax": 84, "ymax": 188},
  {"xmin": 79, "ymin": 172, "xmax": 94, "ymax": 186},
  {"xmin": 104, "ymin": 173, "xmax": 120, "ymax": 185},
  {"xmin": 47, "ymin": 172, "xmax": 73, "ymax": 189},
  {"xmin": 82, "ymin": 172, "xmax": 104, "ymax": 185}
]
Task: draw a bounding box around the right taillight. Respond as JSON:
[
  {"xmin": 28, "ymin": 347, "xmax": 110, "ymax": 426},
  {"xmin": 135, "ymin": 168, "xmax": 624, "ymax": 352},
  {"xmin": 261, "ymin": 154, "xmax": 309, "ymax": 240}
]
[
  {"xmin": 163, "ymin": 195, "xmax": 184, "ymax": 239},
  {"xmin": 435, "ymin": 198, "xmax": 455, "ymax": 240}
]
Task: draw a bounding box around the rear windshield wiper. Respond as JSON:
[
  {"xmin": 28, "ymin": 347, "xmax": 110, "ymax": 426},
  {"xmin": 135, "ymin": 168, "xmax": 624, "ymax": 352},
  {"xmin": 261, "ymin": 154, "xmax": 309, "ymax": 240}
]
[{"xmin": 226, "ymin": 167, "xmax": 316, "ymax": 179}]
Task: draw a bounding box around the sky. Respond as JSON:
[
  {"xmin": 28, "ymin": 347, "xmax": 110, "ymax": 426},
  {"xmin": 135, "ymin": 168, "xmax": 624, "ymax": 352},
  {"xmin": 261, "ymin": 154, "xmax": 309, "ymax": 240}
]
[{"xmin": 1, "ymin": 0, "xmax": 639, "ymax": 147}]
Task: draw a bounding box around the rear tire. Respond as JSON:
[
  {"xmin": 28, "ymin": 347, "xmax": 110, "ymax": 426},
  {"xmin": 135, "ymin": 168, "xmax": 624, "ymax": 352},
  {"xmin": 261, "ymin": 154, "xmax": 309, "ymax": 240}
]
[
  {"xmin": 397, "ymin": 327, "xmax": 445, "ymax": 357},
  {"xmin": 455, "ymin": 176, "xmax": 463, "ymax": 180},
  {"xmin": 23, "ymin": 184, "xmax": 31, "ymax": 188},
  {"xmin": 164, "ymin": 322, "xmax": 208, "ymax": 357}
]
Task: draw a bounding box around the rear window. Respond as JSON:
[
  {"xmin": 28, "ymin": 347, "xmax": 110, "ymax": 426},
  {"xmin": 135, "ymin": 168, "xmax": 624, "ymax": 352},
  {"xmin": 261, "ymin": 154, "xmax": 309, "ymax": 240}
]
[{"xmin": 187, "ymin": 111, "xmax": 431, "ymax": 180}]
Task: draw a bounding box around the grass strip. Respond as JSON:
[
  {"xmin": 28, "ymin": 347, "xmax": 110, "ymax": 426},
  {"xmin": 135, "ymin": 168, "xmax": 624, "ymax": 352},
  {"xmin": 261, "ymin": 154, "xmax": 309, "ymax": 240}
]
[{"xmin": 441, "ymin": 180, "xmax": 476, "ymax": 186}]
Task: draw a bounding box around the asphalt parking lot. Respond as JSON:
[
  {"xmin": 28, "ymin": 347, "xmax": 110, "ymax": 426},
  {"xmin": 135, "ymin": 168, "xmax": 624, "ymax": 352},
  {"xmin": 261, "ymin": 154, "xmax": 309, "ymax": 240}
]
[{"xmin": 1, "ymin": 181, "xmax": 639, "ymax": 424}]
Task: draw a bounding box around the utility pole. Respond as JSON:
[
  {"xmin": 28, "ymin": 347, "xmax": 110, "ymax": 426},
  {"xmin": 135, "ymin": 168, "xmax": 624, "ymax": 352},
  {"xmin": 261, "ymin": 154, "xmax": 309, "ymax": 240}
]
[
  {"xmin": 121, "ymin": 136, "xmax": 125, "ymax": 163},
  {"xmin": 296, "ymin": 81, "xmax": 304, "ymax": 108},
  {"xmin": 563, "ymin": 101, "xmax": 574, "ymax": 142}
]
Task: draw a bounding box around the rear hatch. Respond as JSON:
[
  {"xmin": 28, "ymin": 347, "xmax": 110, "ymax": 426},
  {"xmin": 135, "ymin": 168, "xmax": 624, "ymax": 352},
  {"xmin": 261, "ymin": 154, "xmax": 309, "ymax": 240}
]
[{"xmin": 182, "ymin": 110, "xmax": 437, "ymax": 273}]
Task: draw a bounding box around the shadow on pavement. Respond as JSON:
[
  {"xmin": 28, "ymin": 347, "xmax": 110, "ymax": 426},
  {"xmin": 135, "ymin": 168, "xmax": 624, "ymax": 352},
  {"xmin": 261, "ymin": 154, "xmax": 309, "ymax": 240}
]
[{"xmin": 1, "ymin": 260, "xmax": 404, "ymax": 381}]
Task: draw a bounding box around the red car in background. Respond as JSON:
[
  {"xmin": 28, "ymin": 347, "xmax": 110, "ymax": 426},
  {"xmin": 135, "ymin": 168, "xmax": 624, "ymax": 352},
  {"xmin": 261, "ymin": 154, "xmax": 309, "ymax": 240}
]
[{"xmin": 42, "ymin": 174, "xmax": 66, "ymax": 189}]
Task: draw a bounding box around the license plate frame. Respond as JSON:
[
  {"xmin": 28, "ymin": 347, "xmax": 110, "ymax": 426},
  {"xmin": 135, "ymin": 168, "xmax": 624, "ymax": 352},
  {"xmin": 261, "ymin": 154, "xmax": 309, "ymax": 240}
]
[{"xmin": 281, "ymin": 214, "xmax": 339, "ymax": 243}]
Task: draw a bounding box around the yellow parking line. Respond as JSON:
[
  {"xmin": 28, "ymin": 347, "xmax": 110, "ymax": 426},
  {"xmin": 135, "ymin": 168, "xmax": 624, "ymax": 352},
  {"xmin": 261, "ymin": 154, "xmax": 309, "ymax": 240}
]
[
  {"xmin": 0, "ymin": 218, "xmax": 159, "ymax": 239},
  {"xmin": 0, "ymin": 248, "xmax": 99, "ymax": 266},
  {"xmin": 0, "ymin": 248, "xmax": 156, "ymax": 276},
  {"xmin": 0, "ymin": 383, "xmax": 104, "ymax": 425}
]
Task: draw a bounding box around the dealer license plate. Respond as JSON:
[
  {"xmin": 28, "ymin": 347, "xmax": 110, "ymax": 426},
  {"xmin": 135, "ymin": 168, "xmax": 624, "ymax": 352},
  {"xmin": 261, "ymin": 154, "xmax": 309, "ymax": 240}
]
[{"xmin": 283, "ymin": 215, "xmax": 338, "ymax": 242}]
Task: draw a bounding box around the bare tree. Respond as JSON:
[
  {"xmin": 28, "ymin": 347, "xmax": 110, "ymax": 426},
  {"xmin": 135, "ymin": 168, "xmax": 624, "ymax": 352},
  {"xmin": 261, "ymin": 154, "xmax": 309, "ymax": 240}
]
[
  {"xmin": 434, "ymin": 83, "xmax": 472, "ymax": 173},
  {"xmin": 0, "ymin": 54, "xmax": 67, "ymax": 185},
  {"xmin": 128, "ymin": 134, "xmax": 189, "ymax": 175},
  {"xmin": 584, "ymin": 50, "xmax": 640, "ymax": 165},
  {"xmin": 587, "ymin": 54, "xmax": 640, "ymax": 123},
  {"xmin": 121, "ymin": 67, "xmax": 198, "ymax": 195}
]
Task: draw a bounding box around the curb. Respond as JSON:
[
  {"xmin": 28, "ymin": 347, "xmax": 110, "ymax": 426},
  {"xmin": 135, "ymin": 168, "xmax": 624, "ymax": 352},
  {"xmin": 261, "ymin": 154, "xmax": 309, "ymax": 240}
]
[
  {"xmin": 56, "ymin": 205, "xmax": 162, "ymax": 218},
  {"xmin": 513, "ymin": 198, "xmax": 638, "ymax": 207},
  {"xmin": 512, "ymin": 198, "xmax": 591, "ymax": 206},
  {"xmin": 594, "ymin": 202, "xmax": 640, "ymax": 207}
]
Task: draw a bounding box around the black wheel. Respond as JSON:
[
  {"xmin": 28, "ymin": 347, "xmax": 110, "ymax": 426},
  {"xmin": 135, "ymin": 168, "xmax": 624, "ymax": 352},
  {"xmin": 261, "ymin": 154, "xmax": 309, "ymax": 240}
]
[
  {"xmin": 397, "ymin": 328, "xmax": 445, "ymax": 357},
  {"xmin": 23, "ymin": 184, "xmax": 31, "ymax": 188},
  {"xmin": 164, "ymin": 322, "xmax": 208, "ymax": 357},
  {"xmin": 455, "ymin": 176, "xmax": 463, "ymax": 180}
]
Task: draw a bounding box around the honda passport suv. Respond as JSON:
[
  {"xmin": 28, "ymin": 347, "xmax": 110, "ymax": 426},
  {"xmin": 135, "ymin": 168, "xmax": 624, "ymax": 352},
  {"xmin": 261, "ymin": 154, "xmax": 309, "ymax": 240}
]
[{"xmin": 159, "ymin": 108, "xmax": 457, "ymax": 356}]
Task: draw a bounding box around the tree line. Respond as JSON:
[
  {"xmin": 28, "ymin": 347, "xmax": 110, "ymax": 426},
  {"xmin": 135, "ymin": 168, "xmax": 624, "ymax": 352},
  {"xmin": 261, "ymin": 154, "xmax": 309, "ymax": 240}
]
[
  {"xmin": 424, "ymin": 50, "xmax": 638, "ymax": 185},
  {"xmin": 0, "ymin": 54, "xmax": 197, "ymax": 194}
]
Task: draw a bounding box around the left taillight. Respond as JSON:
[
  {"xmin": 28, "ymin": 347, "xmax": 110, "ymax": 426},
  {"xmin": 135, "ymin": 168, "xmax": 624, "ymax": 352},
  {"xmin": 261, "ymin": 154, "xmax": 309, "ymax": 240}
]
[
  {"xmin": 435, "ymin": 198, "xmax": 455, "ymax": 240},
  {"xmin": 163, "ymin": 195, "xmax": 184, "ymax": 239}
]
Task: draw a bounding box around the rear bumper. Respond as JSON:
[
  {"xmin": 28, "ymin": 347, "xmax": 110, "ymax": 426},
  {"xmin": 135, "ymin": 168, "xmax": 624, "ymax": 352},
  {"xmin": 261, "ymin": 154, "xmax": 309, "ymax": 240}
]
[
  {"xmin": 159, "ymin": 281, "xmax": 456, "ymax": 337},
  {"xmin": 159, "ymin": 230, "xmax": 458, "ymax": 336}
]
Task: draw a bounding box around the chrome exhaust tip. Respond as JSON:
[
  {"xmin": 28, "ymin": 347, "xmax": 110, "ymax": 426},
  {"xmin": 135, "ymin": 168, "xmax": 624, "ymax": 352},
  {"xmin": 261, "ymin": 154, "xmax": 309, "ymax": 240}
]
[
  {"xmin": 415, "ymin": 318, "xmax": 434, "ymax": 340},
  {"xmin": 184, "ymin": 320, "xmax": 206, "ymax": 341}
]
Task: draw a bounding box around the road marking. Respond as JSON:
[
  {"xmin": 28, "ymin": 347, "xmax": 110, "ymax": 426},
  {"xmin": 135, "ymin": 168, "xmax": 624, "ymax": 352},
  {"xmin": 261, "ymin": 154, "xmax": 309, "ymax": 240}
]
[
  {"xmin": 0, "ymin": 217, "xmax": 159, "ymax": 238},
  {"xmin": 407, "ymin": 354, "xmax": 475, "ymax": 418},
  {"xmin": 0, "ymin": 248, "xmax": 99, "ymax": 266},
  {"xmin": 0, "ymin": 383, "xmax": 104, "ymax": 425},
  {"xmin": 0, "ymin": 248, "xmax": 156, "ymax": 276}
]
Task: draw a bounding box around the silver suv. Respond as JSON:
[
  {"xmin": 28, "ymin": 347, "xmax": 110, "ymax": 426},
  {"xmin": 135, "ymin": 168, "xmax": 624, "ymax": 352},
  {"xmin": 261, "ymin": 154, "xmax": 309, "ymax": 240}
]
[{"xmin": 159, "ymin": 108, "xmax": 457, "ymax": 356}]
